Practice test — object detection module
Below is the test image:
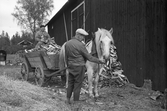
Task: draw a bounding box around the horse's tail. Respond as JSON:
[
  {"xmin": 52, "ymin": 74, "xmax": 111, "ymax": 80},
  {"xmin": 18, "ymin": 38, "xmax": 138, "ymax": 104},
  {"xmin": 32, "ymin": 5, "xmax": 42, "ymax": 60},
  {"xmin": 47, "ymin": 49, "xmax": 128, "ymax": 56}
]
[
  {"xmin": 59, "ymin": 42, "xmax": 67, "ymax": 73},
  {"xmin": 59, "ymin": 42, "xmax": 69, "ymax": 86}
]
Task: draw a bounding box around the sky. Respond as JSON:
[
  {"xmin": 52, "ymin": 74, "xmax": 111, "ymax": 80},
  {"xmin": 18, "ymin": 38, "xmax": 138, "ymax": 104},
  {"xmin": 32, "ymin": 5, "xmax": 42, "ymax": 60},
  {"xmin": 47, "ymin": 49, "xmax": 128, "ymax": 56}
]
[{"xmin": 0, "ymin": 0, "xmax": 68, "ymax": 38}]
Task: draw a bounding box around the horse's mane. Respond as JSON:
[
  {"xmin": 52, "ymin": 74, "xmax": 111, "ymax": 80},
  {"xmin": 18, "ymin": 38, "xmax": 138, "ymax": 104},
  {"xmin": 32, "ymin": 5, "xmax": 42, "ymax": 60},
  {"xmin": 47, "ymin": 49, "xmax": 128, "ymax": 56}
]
[
  {"xmin": 94, "ymin": 28, "xmax": 114, "ymax": 58},
  {"xmin": 98, "ymin": 28, "xmax": 114, "ymax": 44},
  {"xmin": 85, "ymin": 28, "xmax": 114, "ymax": 57}
]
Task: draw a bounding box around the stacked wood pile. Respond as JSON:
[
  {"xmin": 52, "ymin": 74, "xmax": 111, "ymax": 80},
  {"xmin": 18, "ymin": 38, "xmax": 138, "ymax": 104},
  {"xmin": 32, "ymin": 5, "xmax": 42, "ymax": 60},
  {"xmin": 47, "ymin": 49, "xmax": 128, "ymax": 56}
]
[
  {"xmin": 25, "ymin": 39, "xmax": 61, "ymax": 55},
  {"xmin": 99, "ymin": 44, "xmax": 129, "ymax": 88},
  {"xmin": 82, "ymin": 44, "xmax": 129, "ymax": 94}
]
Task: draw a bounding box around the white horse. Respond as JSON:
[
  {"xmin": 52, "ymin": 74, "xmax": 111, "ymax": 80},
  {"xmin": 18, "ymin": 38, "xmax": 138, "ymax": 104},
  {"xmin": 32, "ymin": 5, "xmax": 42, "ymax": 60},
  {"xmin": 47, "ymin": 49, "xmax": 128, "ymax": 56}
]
[
  {"xmin": 59, "ymin": 28, "xmax": 114, "ymax": 97},
  {"xmin": 85, "ymin": 28, "xmax": 114, "ymax": 97}
]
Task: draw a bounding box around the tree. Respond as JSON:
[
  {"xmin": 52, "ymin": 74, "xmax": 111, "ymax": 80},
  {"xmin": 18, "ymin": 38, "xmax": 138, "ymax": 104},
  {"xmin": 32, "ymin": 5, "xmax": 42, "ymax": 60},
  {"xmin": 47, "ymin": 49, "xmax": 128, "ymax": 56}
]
[
  {"xmin": 5, "ymin": 32, "xmax": 10, "ymax": 45},
  {"xmin": 11, "ymin": 32, "xmax": 21, "ymax": 45},
  {"xmin": 12, "ymin": 0, "xmax": 54, "ymax": 40},
  {"xmin": 21, "ymin": 31, "xmax": 33, "ymax": 41},
  {"xmin": 0, "ymin": 31, "xmax": 10, "ymax": 50},
  {"xmin": 1, "ymin": 30, "xmax": 5, "ymax": 37}
]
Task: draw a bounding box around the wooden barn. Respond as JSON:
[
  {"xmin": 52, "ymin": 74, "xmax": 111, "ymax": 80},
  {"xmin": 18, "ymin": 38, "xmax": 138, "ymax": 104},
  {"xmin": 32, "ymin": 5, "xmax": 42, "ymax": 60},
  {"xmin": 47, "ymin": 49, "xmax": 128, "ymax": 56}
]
[{"xmin": 47, "ymin": 0, "xmax": 167, "ymax": 92}]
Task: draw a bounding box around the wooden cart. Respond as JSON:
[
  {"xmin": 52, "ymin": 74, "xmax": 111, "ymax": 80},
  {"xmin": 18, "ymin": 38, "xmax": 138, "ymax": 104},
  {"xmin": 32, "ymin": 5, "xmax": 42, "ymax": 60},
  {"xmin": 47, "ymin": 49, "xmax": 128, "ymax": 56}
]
[{"xmin": 20, "ymin": 51, "xmax": 67, "ymax": 86}]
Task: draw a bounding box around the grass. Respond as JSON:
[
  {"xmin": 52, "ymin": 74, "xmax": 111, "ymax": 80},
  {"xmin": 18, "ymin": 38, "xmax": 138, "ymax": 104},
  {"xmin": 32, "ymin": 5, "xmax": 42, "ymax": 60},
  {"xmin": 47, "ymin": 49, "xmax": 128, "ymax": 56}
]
[
  {"xmin": 0, "ymin": 75, "xmax": 71, "ymax": 111},
  {"xmin": 0, "ymin": 66, "xmax": 165, "ymax": 111}
]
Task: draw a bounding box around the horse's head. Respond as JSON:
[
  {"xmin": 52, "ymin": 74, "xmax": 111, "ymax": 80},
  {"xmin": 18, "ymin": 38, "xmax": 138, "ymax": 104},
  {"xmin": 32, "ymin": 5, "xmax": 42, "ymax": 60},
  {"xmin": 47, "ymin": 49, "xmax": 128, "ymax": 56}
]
[{"xmin": 94, "ymin": 28, "xmax": 114, "ymax": 60}]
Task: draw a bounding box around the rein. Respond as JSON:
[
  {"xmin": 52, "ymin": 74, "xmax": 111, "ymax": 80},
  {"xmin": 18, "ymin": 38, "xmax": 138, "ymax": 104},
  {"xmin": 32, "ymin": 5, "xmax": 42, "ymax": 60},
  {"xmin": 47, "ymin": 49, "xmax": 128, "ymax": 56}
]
[{"xmin": 85, "ymin": 40, "xmax": 91, "ymax": 47}]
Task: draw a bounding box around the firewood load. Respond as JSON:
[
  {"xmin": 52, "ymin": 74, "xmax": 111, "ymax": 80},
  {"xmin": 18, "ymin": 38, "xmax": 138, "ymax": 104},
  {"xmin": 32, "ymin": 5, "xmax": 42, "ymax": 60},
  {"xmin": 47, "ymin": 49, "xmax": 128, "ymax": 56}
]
[
  {"xmin": 25, "ymin": 38, "xmax": 61, "ymax": 55},
  {"xmin": 81, "ymin": 44, "xmax": 129, "ymax": 94}
]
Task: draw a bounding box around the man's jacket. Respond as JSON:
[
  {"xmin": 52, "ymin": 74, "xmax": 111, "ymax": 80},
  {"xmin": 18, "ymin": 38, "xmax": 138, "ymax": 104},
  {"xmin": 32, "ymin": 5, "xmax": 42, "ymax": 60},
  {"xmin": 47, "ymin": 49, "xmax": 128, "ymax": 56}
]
[{"xmin": 65, "ymin": 37, "xmax": 101, "ymax": 66}]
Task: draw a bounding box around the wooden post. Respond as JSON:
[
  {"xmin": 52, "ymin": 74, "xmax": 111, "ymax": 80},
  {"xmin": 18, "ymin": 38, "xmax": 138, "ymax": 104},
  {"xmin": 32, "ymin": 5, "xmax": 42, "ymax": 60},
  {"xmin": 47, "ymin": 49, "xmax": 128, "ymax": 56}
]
[{"xmin": 63, "ymin": 13, "xmax": 68, "ymax": 41}]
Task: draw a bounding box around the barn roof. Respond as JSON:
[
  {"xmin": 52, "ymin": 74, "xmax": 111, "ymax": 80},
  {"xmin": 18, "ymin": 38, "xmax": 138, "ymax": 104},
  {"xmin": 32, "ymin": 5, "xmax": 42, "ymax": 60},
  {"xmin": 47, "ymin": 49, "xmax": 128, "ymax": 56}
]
[
  {"xmin": 17, "ymin": 40, "xmax": 33, "ymax": 45},
  {"xmin": 46, "ymin": 0, "xmax": 76, "ymax": 26}
]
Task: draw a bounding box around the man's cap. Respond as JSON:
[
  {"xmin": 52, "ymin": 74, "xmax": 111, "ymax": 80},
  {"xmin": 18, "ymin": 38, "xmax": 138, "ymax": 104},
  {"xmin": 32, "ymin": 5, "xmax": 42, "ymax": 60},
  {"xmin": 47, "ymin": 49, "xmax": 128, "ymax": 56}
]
[
  {"xmin": 40, "ymin": 25, "xmax": 45, "ymax": 28},
  {"xmin": 76, "ymin": 28, "xmax": 89, "ymax": 36}
]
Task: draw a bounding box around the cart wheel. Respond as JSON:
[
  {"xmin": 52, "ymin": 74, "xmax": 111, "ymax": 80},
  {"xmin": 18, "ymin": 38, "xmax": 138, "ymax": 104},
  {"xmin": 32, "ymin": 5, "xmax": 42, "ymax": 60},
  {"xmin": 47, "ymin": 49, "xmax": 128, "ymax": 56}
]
[
  {"xmin": 35, "ymin": 66, "xmax": 44, "ymax": 86},
  {"xmin": 21, "ymin": 62, "xmax": 29, "ymax": 81}
]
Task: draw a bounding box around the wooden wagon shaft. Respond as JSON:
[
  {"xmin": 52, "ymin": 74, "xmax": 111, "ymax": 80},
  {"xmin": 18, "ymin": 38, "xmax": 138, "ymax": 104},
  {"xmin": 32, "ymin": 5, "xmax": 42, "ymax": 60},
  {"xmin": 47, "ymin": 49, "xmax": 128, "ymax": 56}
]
[{"xmin": 45, "ymin": 67, "xmax": 68, "ymax": 77}]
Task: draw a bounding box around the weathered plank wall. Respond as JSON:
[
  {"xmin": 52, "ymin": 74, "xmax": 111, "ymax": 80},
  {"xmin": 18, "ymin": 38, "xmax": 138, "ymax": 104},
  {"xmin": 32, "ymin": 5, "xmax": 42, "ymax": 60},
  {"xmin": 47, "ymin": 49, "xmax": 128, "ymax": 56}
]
[
  {"xmin": 86, "ymin": 0, "xmax": 146, "ymax": 87},
  {"xmin": 48, "ymin": 0, "xmax": 83, "ymax": 45},
  {"xmin": 144, "ymin": 0, "xmax": 166, "ymax": 91},
  {"xmin": 48, "ymin": 15, "xmax": 66, "ymax": 45}
]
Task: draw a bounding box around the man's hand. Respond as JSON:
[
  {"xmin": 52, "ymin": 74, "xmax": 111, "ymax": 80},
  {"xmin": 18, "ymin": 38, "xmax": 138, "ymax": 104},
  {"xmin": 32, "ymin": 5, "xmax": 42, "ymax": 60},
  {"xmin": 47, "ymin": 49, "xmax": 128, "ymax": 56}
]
[{"xmin": 99, "ymin": 60, "xmax": 105, "ymax": 64}]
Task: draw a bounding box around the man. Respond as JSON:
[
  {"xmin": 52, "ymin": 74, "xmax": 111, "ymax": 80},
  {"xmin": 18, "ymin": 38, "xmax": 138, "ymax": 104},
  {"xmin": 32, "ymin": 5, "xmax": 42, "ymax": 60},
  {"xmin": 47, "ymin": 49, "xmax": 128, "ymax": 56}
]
[
  {"xmin": 35, "ymin": 25, "xmax": 51, "ymax": 48},
  {"xmin": 65, "ymin": 28, "xmax": 105, "ymax": 104}
]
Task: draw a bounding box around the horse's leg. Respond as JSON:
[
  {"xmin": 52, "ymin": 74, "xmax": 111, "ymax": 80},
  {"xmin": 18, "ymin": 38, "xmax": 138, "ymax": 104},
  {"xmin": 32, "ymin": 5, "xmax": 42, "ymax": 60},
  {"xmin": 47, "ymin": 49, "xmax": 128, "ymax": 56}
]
[
  {"xmin": 94, "ymin": 66, "xmax": 104, "ymax": 97},
  {"xmin": 87, "ymin": 68, "xmax": 94, "ymax": 97},
  {"xmin": 94, "ymin": 72, "xmax": 99, "ymax": 97}
]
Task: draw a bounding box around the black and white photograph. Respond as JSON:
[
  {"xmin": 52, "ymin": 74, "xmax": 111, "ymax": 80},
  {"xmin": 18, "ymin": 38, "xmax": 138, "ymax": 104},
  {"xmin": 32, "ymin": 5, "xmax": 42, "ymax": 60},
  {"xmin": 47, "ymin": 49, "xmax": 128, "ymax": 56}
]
[{"xmin": 0, "ymin": 0, "xmax": 166, "ymax": 111}]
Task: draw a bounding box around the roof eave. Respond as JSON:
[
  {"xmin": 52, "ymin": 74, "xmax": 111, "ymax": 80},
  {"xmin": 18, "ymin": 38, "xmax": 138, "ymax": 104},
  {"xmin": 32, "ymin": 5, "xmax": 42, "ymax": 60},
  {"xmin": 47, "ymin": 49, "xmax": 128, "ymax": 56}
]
[{"xmin": 46, "ymin": 0, "xmax": 76, "ymax": 26}]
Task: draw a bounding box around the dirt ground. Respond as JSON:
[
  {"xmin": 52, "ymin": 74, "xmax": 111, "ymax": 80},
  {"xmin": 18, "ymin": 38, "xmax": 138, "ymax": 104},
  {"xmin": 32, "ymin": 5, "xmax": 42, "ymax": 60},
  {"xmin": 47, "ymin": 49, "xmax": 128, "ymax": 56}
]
[{"xmin": 0, "ymin": 65, "xmax": 166, "ymax": 111}]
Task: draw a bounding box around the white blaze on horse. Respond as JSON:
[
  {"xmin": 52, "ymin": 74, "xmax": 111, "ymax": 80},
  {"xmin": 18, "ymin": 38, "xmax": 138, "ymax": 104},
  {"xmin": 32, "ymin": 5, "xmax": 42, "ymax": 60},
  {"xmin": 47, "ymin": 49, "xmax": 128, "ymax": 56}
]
[
  {"xmin": 59, "ymin": 28, "xmax": 114, "ymax": 97},
  {"xmin": 85, "ymin": 28, "xmax": 114, "ymax": 97}
]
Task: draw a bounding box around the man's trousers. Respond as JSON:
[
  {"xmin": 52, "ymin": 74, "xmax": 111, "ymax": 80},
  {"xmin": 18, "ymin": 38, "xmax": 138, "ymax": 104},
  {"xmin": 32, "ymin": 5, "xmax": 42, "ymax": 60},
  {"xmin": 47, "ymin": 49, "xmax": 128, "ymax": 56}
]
[{"xmin": 67, "ymin": 66, "xmax": 85, "ymax": 101}]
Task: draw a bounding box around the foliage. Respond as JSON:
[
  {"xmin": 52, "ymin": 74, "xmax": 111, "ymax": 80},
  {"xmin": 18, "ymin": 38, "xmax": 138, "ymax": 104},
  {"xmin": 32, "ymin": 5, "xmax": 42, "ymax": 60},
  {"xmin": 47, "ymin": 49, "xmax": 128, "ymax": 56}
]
[
  {"xmin": 0, "ymin": 31, "xmax": 10, "ymax": 50},
  {"xmin": 0, "ymin": 31, "xmax": 35, "ymax": 54},
  {"xmin": 10, "ymin": 32, "xmax": 21, "ymax": 45},
  {"xmin": 12, "ymin": 0, "xmax": 54, "ymax": 39}
]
